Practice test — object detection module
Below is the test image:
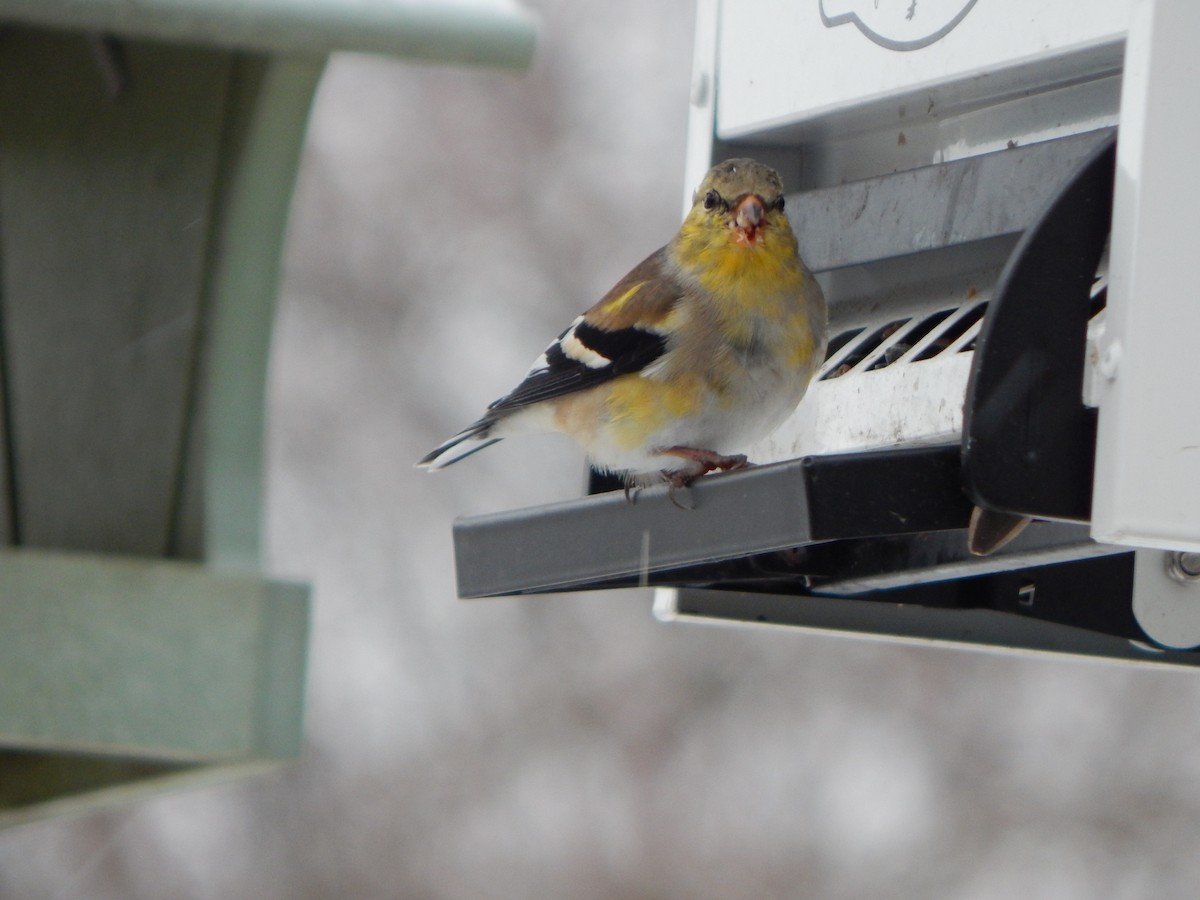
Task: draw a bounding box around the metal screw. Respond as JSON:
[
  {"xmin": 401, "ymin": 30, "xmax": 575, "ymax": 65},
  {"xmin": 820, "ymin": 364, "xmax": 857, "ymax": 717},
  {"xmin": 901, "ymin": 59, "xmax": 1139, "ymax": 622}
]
[{"xmin": 1165, "ymin": 552, "xmax": 1200, "ymax": 584}]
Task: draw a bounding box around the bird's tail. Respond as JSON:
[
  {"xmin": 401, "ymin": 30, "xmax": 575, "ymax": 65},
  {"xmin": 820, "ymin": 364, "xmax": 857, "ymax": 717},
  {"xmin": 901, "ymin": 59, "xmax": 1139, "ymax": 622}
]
[{"xmin": 416, "ymin": 418, "xmax": 502, "ymax": 470}]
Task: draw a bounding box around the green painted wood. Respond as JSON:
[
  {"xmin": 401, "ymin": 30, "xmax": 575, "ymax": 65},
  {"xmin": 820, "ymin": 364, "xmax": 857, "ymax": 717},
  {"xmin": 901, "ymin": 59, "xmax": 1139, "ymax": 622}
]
[
  {"xmin": 0, "ymin": 548, "xmax": 308, "ymax": 761},
  {"xmin": 0, "ymin": 31, "xmax": 231, "ymax": 556},
  {"xmin": 187, "ymin": 54, "xmax": 325, "ymax": 570},
  {"xmin": 0, "ymin": 0, "xmax": 521, "ymax": 828},
  {"xmin": 0, "ymin": 546, "xmax": 308, "ymax": 820},
  {"xmin": 0, "ymin": 31, "xmax": 322, "ymax": 567},
  {"xmin": 0, "ymin": 751, "xmax": 198, "ymax": 821},
  {"xmin": 0, "ymin": 0, "xmax": 538, "ymax": 69},
  {"xmin": 0, "ymin": 28, "xmax": 319, "ymax": 823},
  {"xmin": 0, "ymin": 752, "xmax": 295, "ymax": 829}
]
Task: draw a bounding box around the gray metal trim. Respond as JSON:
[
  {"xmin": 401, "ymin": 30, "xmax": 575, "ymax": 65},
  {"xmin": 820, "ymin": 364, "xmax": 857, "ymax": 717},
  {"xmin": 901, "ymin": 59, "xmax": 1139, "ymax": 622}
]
[
  {"xmin": 452, "ymin": 448, "xmax": 1120, "ymax": 599},
  {"xmin": 807, "ymin": 523, "xmax": 1124, "ymax": 596},
  {"xmin": 664, "ymin": 588, "xmax": 1200, "ymax": 669},
  {"xmin": 454, "ymin": 460, "xmax": 816, "ymax": 598},
  {"xmin": 792, "ymin": 129, "xmax": 1115, "ymax": 272}
]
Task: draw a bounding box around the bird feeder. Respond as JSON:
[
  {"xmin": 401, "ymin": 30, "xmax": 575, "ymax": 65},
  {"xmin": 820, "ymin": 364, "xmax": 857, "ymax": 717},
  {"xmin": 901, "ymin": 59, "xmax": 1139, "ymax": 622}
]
[{"xmin": 452, "ymin": 0, "xmax": 1200, "ymax": 667}]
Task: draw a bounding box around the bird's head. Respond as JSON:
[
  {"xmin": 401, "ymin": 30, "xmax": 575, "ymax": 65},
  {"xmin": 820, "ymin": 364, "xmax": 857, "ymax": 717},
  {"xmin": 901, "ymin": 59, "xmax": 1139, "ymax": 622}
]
[{"xmin": 684, "ymin": 158, "xmax": 789, "ymax": 250}]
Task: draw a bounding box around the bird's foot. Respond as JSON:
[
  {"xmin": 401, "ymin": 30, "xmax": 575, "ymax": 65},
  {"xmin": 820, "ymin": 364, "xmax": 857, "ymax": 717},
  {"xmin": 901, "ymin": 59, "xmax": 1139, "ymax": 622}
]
[
  {"xmin": 658, "ymin": 447, "xmax": 752, "ymax": 509},
  {"xmin": 662, "ymin": 470, "xmax": 697, "ymax": 510},
  {"xmin": 659, "ymin": 446, "xmax": 751, "ymax": 476}
]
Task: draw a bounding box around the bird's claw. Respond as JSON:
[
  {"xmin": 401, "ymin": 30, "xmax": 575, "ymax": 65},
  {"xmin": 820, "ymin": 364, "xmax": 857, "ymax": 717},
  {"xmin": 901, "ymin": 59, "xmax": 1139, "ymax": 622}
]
[
  {"xmin": 656, "ymin": 447, "xmax": 754, "ymax": 509},
  {"xmin": 660, "ymin": 446, "xmax": 752, "ymax": 476}
]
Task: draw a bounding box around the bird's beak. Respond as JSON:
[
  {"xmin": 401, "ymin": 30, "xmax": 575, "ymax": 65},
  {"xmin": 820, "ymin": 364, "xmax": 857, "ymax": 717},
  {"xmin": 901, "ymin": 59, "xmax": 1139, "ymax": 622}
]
[{"xmin": 732, "ymin": 194, "xmax": 766, "ymax": 246}]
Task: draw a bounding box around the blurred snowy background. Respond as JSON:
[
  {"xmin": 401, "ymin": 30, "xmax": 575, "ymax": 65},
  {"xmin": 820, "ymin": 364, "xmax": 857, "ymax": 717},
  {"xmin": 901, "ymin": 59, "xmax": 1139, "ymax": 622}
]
[{"xmin": 5, "ymin": 0, "xmax": 1200, "ymax": 897}]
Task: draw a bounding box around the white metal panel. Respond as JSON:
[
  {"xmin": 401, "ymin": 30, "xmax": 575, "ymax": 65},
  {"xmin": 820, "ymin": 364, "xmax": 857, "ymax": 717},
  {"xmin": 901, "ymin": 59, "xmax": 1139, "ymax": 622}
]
[
  {"xmin": 654, "ymin": 585, "xmax": 1198, "ymax": 667},
  {"xmin": 749, "ymin": 305, "xmax": 978, "ymax": 462},
  {"xmin": 1131, "ymin": 551, "xmax": 1200, "ymax": 649},
  {"xmin": 717, "ymin": 0, "xmax": 1131, "ymax": 140},
  {"xmin": 1092, "ymin": 0, "xmax": 1200, "ymax": 552},
  {"xmin": 682, "ymin": 0, "xmax": 719, "ymax": 216}
]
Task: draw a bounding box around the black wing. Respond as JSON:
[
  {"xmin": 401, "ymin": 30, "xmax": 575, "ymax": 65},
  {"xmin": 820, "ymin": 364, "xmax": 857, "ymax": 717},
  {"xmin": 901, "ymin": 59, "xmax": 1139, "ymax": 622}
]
[{"xmin": 488, "ymin": 249, "xmax": 679, "ymax": 414}]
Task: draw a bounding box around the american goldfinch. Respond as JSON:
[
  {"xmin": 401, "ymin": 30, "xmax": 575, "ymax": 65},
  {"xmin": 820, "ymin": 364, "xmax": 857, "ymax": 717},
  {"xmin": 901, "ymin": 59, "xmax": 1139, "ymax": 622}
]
[{"xmin": 418, "ymin": 158, "xmax": 828, "ymax": 489}]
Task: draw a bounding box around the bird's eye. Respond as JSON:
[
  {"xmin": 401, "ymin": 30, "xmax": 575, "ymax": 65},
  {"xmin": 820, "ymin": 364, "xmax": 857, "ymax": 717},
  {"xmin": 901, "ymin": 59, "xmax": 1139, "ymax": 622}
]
[
  {"xmin": 772, "ymin": 196, "xmax": 786, "ymax": 212},
  {"xmin": 703, "ymin": 190, "xmax": 721, "ymax": 210}
]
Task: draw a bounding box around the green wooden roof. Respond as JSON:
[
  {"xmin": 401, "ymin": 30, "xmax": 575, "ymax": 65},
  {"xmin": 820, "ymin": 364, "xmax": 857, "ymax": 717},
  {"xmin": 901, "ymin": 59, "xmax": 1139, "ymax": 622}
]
[{"xmin": 0, "ymin": 0, "xmax": 537, "ymax": 68}]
